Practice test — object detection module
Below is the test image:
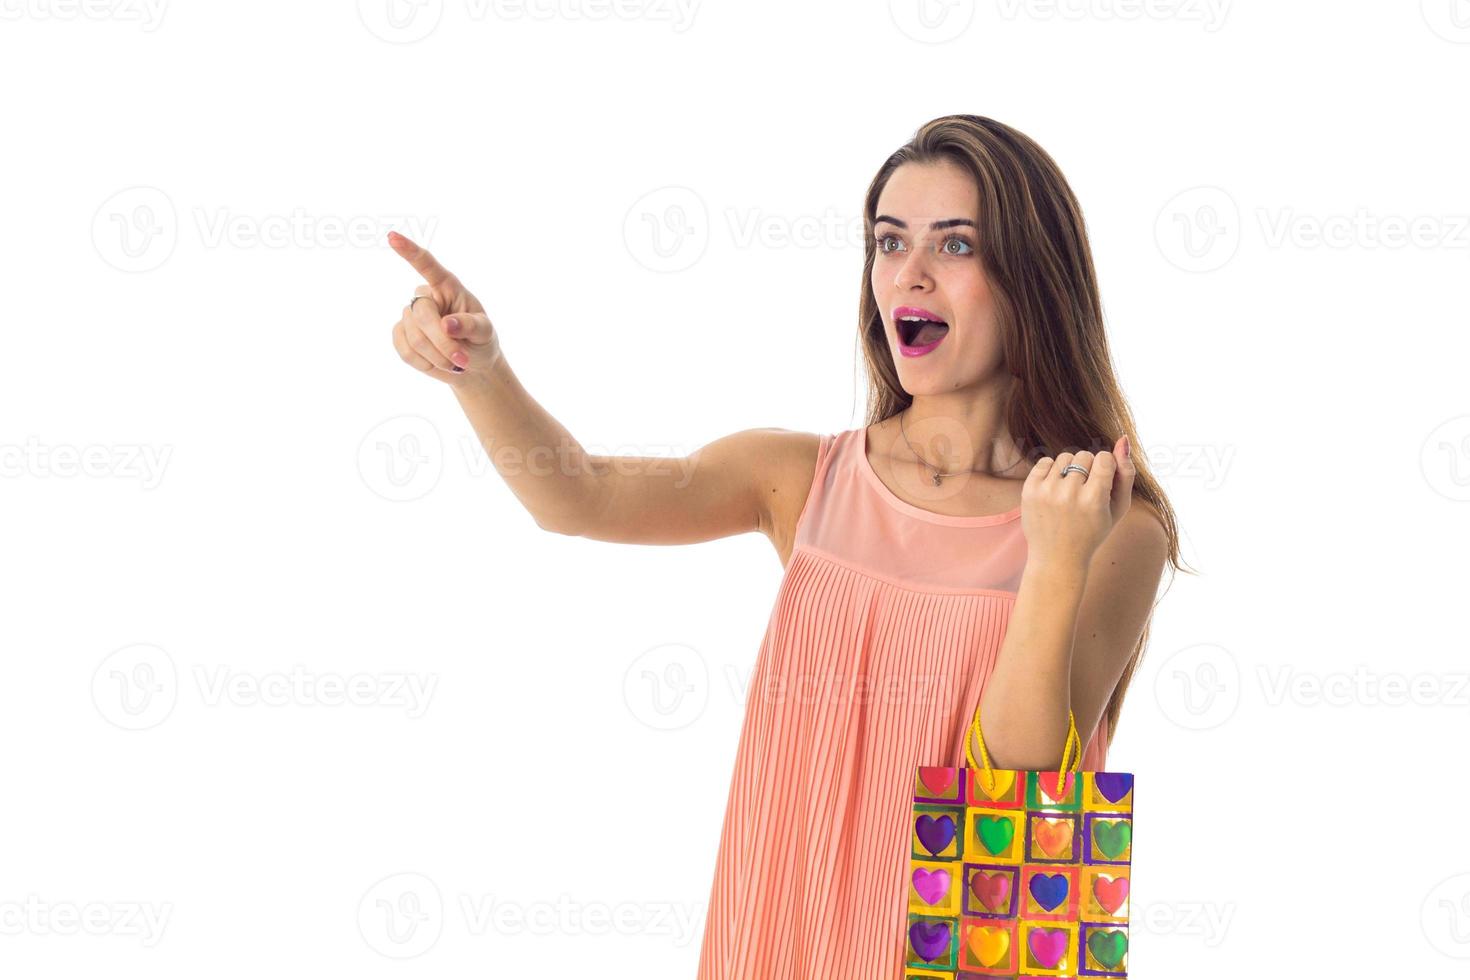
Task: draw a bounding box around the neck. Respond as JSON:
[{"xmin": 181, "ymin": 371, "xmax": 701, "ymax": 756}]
[{"xmin": 897, "ymin": 395, "xmax": 1025, "ymax": 478}]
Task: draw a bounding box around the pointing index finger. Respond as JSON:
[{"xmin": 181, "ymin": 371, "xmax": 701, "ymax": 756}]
[{"xmin": 388, "ymin": 231, "xmax": 455, "ymax": 289}]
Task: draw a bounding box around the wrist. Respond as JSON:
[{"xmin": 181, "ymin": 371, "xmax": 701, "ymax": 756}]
[
  {"xmin": 1023, "ymin": 553, "xmax": 1091, "ymax": 588},
  {"xmin": 450, "ymin": 349, "xmax": 512, "ymax": 399}
]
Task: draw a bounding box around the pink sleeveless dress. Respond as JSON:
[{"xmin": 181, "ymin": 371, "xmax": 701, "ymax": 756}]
[{"xmin": 695, "ymin": 427, "xmax": 1108, "ymax": 978}]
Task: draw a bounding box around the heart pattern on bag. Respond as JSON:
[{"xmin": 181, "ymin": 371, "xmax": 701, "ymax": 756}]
[
  {"xmin": 908, "ymin": 919, "xmax": 951, "ymax": 962},
  {"xmin": 915, "ymin": 813, "xmax": 956, "ymax": 856},
  {"xmin": 1037, "ymin": 770, "xmax": 1075, "ymax": 802},
  {"xmin": 911, "ymin": 867, "xmax": 950, "ymax": 905},
  {"xmin": 1032, "ymin": 817, "xmax": 1074, "ymax": 858},
  {"xmin": 917, "ymin": 766, "xmax": 955, "ymax": 796},
  {"xmin": 967, "ymin": 925, "xmax": 1010, "ymax": 967},
  {"xmin": 908, "ymin": 751, "xmax": 1134, "ymax": 974},
  {"xmin": 969, "ymin": 869, "xmax": 1012, "ymax": 912},
  {"xmin": 1028, "ymin": 872, "xmax": 1069, "ymax": 912},
  {"xmin": 1093, "ymin": 874, "xmax": 1129, "ymax": 914},
  {"xmin": 1088, "ymin": 928, "xmax": 1128, "ymax": 969},
  {"xmin": 1094, "ymin": 771, "xmax": 1133, "ymax": 803},
  {"xmin": 972, "ymin": 768, "xmax": 1016, "ymax": 800},
  {"xmin": 1027, "ymin": 926, "xmax": 1068, "ymax": 969},
  {"xmin": 977, "ymin": 816, "xmax": 1014, "ymax": 856},
  {"xmin": 1094, "ymin": 819, "xmax": 1132, "ymax": 859}
]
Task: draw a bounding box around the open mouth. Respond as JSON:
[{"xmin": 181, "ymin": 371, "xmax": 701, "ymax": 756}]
[{"xmin": 898, "ymin": 316, "xmax": 949, "ymax": 348}]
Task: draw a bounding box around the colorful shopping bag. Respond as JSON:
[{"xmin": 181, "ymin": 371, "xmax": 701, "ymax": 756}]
[{"xmin": 903, "ymin": 701, "xmax": 1134, "ymax": 977}]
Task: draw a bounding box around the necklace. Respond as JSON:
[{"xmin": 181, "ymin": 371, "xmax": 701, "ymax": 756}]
[{"xmin": 897, "ymin": 408, "xmax": 1025, "ymax": 485}]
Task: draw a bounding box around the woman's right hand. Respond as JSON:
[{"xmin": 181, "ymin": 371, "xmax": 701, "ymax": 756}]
[{"xmin": 387, "ymin": 230, "xmax": 501, "ymax": 387}]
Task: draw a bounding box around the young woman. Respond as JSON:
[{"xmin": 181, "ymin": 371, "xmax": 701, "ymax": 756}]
[{"xmin": 387, "ymin": 113, "xmax": 1183, "ymax": 977}]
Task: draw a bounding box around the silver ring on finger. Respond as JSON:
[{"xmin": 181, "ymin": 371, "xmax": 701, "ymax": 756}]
[
  {"xmin": 1060, "ymin": 464, "xmax": 1089, "ymax": 478},
  {"xmin": 410, "ymin": 295, "xmax": 431, "ymax": 310}
]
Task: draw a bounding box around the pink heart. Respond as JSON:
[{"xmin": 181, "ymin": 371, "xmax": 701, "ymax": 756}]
[
  {"xmin": 912, "ymin": 867, "xmax": 951, "ymax": 906},
  {"xmin": 1027, "ymin": 926, "xmax": 1068, "ymax": 969},
  {"xmin": 918, "ymin": 766, "xmax": 955, "ymax": 795},
  {"xmin": 1037, "ymin": 770, "xmax": 1075, "ymax": 801},
  {"xmin": 969, "ymin": 869, "xmax": 1012, "ymax": 913},
  {"xmin": 1094, "ymin": 875, "xmax": 1130, "ymax": 914}
]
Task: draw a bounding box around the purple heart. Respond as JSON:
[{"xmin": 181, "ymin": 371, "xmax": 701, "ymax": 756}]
[
  {"xmin": 909, "ymin": 919, "xmax": 952, "ymax": 962},
  {"xmin": 1094, "ymin": 772, "xmax": 1133, "ymax": 804},
  {"xmin": 912, "ymin": 867, "xmax": 951, "ymax": 905},
  {"xmin": 915, "ymin": 813, "xmax": 957, "ymax": 856},
  {"xmin": 1028, "ymin": 872, "xmax": 1069, "ymax": 911}
]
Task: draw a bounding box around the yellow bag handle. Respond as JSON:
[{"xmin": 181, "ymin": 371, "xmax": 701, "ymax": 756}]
[{"xmin": 965, "ymin": 697, "xmax": 1081, "ymax": 789}]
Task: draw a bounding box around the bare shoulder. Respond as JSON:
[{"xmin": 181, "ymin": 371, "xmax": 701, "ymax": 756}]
[
  {"xmin": 1123, "ymin": 496, "xmax": 1169, "ymax": 548},
  {"xmin": 1093, "ymin": 495, "xmax": 1169, "ymax": 579},
  {"xmin": 734, "ymin": 427, "xmax": 826, "ymax": 564}
]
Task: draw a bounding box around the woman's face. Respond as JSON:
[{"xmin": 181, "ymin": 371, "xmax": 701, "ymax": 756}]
[{"xmin": 870, "ymin": 159, "xmax": 1005, "ymax": 395}]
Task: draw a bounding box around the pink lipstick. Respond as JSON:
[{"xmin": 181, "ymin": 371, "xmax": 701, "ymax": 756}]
[{"xmin": 893, "ymin": 305, "xmax": 950, "ymax": 357}]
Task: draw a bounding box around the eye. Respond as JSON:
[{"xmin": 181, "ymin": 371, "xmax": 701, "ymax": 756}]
[
  {"xmin": 942, "ymin": 235, "xmax": 975, "ymax": 256},
  {"xmin": 874, "ymin": 232, "xmax": 903, "ymax": 254}
]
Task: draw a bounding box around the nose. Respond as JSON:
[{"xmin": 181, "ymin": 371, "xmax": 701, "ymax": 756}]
[{"xmin": 893, "ymin": 248, "xmax": 934, "ymax": 291}]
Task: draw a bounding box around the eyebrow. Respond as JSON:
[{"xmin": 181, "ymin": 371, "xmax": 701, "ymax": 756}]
[{"xmin": 873, "ymin": 215, "xmax": 977, "ymax": 231}]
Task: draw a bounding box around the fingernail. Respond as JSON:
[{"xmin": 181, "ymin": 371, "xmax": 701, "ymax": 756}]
[
  {"xmin": 451, "ymin": 350, "xmax": 469, "ymax": 367},
  {"xmin": 445, "ymin": 316, "xmax": 459, "ymax": 336},
  {"xmin": 1122, "ymin": 436, "xmax": 1131, "ymax": 458}
]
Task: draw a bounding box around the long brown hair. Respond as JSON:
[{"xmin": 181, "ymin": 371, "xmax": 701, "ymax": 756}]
[{"xmin": 858, "ymin": 113, "xmax": 1195, "ymax": 742}]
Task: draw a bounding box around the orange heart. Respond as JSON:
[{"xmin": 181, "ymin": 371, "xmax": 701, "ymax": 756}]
[
  {"xmin": 918, "ymin": 766, "xmax": 955, "ymax": 795},
  {"xmin": 972, "ymin": 768, "xmax": 1016, "ymax": 800},
  {"xmin": 1033, "ymin": 817, "xmax": 1074, "ymax": 858},
  {"xmin": 967, "ymin": 924, "xmax": 1010, "ymax": 968}
]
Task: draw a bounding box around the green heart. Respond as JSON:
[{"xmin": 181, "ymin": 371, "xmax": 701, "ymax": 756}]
[
  {"xmin": 977, "ymin": 816, "xmax": 1013, "ymax": 855},
  {"xmin": 1094, "ymin": 819, "xmax": 1132, "ymax": 859},
  {"xmin": 1088, "ymin": 929, "xmax": 1128, "ymax": 969}
]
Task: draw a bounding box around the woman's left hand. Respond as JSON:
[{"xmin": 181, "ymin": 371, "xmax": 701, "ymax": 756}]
[{"xmin": 1020, "ymin": 436, "xmax": 1136, "ymax": 570}]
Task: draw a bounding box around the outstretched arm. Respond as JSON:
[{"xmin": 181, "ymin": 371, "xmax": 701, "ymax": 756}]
[{"xmin": 387, "ymin": 231, "xmax": 800, "ymax": 548}]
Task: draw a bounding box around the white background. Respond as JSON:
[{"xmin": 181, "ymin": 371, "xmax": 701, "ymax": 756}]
[{"xmin": 3, "ymin": 1, "xmax": 1469, "ymax": 977}]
